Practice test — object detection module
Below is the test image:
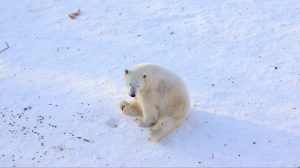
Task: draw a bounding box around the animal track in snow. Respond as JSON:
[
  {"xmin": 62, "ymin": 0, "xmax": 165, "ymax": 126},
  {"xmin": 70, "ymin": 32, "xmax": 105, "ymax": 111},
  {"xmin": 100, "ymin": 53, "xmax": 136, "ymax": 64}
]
[{"xmin": 105, "ymin": 118, "xmax": 119, "ymax": 128}]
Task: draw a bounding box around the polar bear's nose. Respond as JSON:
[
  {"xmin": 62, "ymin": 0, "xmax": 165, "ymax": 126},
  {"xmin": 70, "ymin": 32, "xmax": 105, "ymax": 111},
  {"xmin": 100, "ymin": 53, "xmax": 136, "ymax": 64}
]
[{"xmin": 129, "ymin": 92, "xmax": 136, "ymax": 97}]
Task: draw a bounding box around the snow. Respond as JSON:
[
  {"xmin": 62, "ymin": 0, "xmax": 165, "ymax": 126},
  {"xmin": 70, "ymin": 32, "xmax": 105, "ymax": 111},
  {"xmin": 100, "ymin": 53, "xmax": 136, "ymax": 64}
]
[{"xmin": 0, "ymin": 0, "xmax": 300, "ymax": 167}]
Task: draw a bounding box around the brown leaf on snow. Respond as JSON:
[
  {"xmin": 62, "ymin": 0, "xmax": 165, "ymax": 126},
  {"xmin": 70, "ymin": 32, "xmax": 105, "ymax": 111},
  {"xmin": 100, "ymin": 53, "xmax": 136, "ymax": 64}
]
[{"xmin": 68, "ymin": 9, "xmax": 80, "ymax": 19}]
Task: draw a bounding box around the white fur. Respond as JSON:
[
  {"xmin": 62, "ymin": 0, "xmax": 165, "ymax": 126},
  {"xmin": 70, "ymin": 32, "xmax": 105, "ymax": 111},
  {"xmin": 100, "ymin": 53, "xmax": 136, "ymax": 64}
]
[{"xmin": 120, "ymin": 63, "xmax": 190, "ymax": 141}]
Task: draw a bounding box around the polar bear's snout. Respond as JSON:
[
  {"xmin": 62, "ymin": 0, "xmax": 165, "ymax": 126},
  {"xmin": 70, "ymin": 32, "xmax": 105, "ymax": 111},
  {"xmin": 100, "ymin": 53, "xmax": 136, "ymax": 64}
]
[{"xmin": 129, "ymin": 85, "xmax": 136, "ymax": 97}]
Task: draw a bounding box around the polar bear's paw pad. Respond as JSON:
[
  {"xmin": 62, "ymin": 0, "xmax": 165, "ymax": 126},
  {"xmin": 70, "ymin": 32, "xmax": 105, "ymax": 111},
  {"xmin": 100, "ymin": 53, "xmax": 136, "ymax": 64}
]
[
  {"xmin": 148, "ymin": 127, "xmax": 163, "ymax": 142},
  {"xmin": 150, "ymin": 127, "xmax": 162, "ymax": 137}
]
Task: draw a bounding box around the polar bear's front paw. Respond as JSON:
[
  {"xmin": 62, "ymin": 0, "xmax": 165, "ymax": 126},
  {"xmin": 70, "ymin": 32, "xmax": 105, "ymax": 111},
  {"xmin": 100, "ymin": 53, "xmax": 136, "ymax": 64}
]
[
  {"xmin": 139, "ymin": 122, "xmax": 154, "ymax": 127},
  {"xmin": 120, "ymin": 100, "xmax": 131, "ymax": 115},
  {"xmin": 120, "ymin": 100, "xmax": 128, "ymax": 110},
  {"xmin": 135, "ymin": 118, "xmax": 155, "ymax": 127},
  {"xmin": 135, "ymin": 117, "xmax": 151, "ymax": 127},
  {"xmin": 134, "ymin": 117, "xmax": 142, "ymax": 124},
  {"xmin": 120, "ymin": 100, "xmax": 142, "ymax": 116}
]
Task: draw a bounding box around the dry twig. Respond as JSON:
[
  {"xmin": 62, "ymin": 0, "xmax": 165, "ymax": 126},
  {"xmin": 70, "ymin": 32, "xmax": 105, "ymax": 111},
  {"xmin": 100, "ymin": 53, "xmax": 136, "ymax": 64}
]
[
  {"xmin": 68, "ymin": 9, "xmax": 80, "ymax": 19},
  {"xmin": 0, "ymin": 41, "xmax": 9, "ymax": 53}
]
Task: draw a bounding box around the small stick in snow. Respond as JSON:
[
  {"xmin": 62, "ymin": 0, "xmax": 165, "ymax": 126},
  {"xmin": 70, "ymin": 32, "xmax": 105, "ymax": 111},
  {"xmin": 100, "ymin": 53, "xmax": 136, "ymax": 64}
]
[
  {"xmin": 83, "ymin": 138, "xmax": 91, "ymax": 142},
  {"xmin": 0, "ymin": 41, "xmax": 9, "ymax": 53},
  {"xmin": 68, "ymin": 9, "xmax": 80, "ymax": 19}
]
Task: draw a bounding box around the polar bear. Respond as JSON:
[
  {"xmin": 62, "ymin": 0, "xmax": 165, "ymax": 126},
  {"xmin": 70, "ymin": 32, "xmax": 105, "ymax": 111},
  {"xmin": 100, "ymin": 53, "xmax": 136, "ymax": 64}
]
[{"xmin": 119, "ymin": 63, "xmax": 190, "ymax": 141}]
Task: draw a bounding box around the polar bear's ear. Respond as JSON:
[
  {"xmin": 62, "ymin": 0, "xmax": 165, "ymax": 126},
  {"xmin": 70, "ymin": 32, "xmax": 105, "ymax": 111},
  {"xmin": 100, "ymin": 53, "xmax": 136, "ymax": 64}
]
[{"xmin": 124, "ymin": 69, "xmax": 129, "ymax": 75}]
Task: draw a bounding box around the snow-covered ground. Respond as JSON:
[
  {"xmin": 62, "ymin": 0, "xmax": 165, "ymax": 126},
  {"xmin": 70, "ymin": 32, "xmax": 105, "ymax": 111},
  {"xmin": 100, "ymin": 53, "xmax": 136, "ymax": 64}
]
[{"xmin": 1, "ymin": 0, "xmax": 300, "ymax": 167}]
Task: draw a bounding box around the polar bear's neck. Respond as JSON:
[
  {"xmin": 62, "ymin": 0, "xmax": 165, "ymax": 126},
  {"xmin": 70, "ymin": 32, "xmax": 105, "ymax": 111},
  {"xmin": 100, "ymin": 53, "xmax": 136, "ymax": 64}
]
[{"xmin": 136, "ymin": 88, "xmax": 153, "ymax": 100}]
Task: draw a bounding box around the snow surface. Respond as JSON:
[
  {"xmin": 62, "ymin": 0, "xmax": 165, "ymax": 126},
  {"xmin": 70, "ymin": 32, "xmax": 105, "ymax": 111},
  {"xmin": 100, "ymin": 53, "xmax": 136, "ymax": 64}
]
[{"xmin": 1, "ymin": 0, "xmax": 300, "ymax": 167}]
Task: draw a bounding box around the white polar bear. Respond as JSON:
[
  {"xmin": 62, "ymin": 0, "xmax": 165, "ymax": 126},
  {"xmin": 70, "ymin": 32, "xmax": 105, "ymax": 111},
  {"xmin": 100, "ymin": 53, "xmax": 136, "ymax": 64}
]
[{"xmin": 120, "ymin": 63, "xmax": 190, "ymax": 141}]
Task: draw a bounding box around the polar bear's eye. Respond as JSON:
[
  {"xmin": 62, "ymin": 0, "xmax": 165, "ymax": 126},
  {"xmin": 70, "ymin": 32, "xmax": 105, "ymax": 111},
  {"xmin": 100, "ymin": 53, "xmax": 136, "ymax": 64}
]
[
  {"xmin": 124, "ymin": 69, "xmax": 129, "ymax": 75},
  {"xmin": 143, "ymin": 74, "xmax": 147, "ymax": 79}
]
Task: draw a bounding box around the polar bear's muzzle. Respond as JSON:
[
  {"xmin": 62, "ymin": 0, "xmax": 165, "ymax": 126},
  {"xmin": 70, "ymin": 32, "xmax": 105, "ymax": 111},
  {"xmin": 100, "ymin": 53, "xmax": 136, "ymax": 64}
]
[{"xmin": 129, "ymin": 86, "xmax": 136, "ymax": 97}]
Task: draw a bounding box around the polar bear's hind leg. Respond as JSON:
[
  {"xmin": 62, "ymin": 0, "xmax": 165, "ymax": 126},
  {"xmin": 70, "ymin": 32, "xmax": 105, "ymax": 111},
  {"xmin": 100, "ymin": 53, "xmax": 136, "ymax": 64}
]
[{"xmin": 148, "ymin": 116, "xmax": 185, "ymax": 142}]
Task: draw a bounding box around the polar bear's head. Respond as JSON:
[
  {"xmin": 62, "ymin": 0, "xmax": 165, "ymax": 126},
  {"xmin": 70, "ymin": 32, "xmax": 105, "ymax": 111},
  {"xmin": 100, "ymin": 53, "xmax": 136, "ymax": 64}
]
[{"xmin": 123, "ymin": 68, "xmax": 149, "ymax": 97}]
